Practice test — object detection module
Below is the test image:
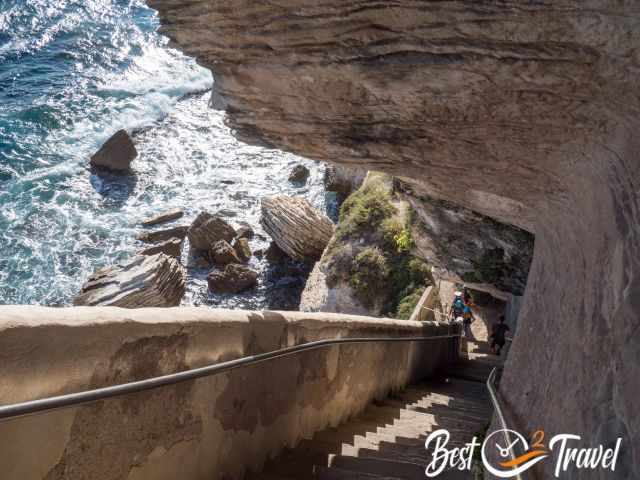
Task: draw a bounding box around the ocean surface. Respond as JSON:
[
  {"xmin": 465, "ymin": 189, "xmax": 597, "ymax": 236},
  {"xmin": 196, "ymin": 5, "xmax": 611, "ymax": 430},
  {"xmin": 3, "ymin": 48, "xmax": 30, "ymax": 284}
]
[{"xmin": 0, "ymin": 0, "xmax": 329, "ymax": 308}]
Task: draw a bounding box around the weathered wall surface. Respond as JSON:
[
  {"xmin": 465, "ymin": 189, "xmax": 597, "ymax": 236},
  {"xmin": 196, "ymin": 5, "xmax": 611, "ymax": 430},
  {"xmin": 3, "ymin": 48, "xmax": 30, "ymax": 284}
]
[
  {"xmin": 147, "ymin": 1, "xmax": 640, "ymax": 477},
  {"xmin": 0, "ymin": 306, "xmax": 457, "ymax": 480}
]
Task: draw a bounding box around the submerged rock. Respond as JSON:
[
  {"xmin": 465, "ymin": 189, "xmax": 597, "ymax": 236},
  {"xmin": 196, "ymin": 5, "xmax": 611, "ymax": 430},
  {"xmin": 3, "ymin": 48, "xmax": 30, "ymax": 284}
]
[
  {"xmin": 209, "ymin": 240, "xmax": 241, "ymax": 266},
  {"xmin": 73, "ymin": 253, "xmax": 186, "ymax": 307},
  {"xmin": 187, "ymin": 212, "xmax": 236, "ymax": 251},
  {"xmin": 261, "ymin": 196, "xmax": 334, "ymax": 261},
  {"xmin": 207, "ymin": 264, "xmax": 258, "ymax": 293},
  {"xmin": 90, "ymin": 129, "xmax": 138, "ymax": 172},
  {"xmin": 141, "ymin": 209, "xmax": 184, "ymax": 227},
  {"xmin": 136, "ymin": 225, "xmax": 188, "ymax": 244},
  {"xmin": 288, "ymin": 164, "xmax": 310, "ymax": 183},
  {"xmin": 139, "ymin": 237, "xmax": 183, "ymax": 258},
  {"xmin": 233, "ymin": 237, "xmax": 252, "ymax": 262}
]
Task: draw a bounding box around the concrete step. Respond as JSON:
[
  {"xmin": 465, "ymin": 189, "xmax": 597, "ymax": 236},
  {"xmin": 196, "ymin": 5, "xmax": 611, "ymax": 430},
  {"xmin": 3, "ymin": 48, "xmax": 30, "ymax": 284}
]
[
  {"xmin": 315, "ymin": 465, "xmax": 403, "ymax": 480},
  {"xmin": 329, "ymin": 455, "xmax": 425, "ymax": 480},
  {"xmin": 246, "ymin": 362, "xmax": 495, "ymax": 480},
  {"xmin": 385, "ymin": 397, "xmax": 491, "ymax": 421}
]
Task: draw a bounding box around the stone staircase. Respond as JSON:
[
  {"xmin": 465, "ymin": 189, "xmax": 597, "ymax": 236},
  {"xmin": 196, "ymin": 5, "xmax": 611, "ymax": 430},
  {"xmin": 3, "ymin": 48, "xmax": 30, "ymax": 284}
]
[
  {"xmin": 247, "ymin": 302, "xmax": 505, "ymax": 480},
  {"xmin": 246, "ymin": 376, "xmax": 492, "ymax": 480}
]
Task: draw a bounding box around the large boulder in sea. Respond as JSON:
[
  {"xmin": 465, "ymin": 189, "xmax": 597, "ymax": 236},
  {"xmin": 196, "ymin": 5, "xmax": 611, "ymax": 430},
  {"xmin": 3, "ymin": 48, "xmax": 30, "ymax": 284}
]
[
  {"xmin": 288, "ymin": 164, "xmax": 310, "ymax": 183},
  {"xmin": 187, "ymin": 212, "xmax": 236, "ymax": 251},
  {"xmin": 90, "ymin": 130, "xmax": 138, "ymax": 172},
  {"xmin": 207, "ymin": 264, "xmax": 258, "ymax": 293},
  {"xmin": 73, "ymin": 253, "xmax": 186, "ymax": 307},
  {"xmin": 260, "ymin": 196, "xmax": 334, "ymax": 261}
]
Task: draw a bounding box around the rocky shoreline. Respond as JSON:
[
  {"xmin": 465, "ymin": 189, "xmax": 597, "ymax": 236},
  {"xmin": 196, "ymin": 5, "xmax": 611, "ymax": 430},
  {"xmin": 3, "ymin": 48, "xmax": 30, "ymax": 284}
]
[
  {"xmin": 77, "ymin": 130, "xmax": 345, "ymax": 308},
  {"xmin": 78, "ymin": 127, "xmax": 533, "ymax": 314}
]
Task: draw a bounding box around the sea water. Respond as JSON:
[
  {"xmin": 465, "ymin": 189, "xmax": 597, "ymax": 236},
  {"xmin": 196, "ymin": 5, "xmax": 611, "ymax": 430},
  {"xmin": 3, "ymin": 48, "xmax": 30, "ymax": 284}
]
[{"xmin": 0, "ymin": 0, "xmax": 328, "ymax": 308}]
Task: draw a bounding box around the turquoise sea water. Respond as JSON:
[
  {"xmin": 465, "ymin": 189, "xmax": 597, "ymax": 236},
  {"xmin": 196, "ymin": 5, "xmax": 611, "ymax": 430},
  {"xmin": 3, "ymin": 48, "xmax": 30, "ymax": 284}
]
[{"xmin": 0, "ymin": 0, "xmax": 327, "ymax": 307}]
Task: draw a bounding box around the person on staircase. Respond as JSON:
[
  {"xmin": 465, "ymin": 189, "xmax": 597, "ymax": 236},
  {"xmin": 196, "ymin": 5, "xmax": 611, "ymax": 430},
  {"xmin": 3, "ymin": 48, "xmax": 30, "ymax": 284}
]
[
  {"xmin": 462, "ymin": 304, "xmax": 475, "ymax": 339},
  {"xmin": 490, "ymin": 315, "xmax": 510, "ymax": 355},
  {"xmin": 449, "ymin": 291, "xmax": 465, "ymax": 321}
]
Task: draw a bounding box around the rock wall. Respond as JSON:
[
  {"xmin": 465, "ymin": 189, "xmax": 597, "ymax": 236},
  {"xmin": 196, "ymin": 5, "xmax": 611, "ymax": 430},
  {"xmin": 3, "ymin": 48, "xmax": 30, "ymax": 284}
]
[
  {"xmin": 399, "ymin": 180, "xmax": 533, "ymax": 298},
  {"xmin": 0, "ymin": 306, "xmax": 459, "ymax": 480},
  {"xmin": 148, "ymin": 1, "xmax": 640, "ymax": 477}
]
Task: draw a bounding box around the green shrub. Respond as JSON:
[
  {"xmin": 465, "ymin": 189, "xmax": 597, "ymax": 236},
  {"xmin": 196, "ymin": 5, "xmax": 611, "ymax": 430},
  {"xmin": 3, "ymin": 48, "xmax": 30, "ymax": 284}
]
[
  {"xmin": 338, "ymin": 185, "xmax": 396, "ymax": 237},
  {"xmin": 386, "ymin": 256, "xmax": 433, "ymax": 316},
  {"xmin": 381, "ymin": 217, "xmax": 403, "ymax": 247},
  {"xmin": 349, "ymin": 247, "xmax": 390, "ymax": 308},
  {"xmin": 393, "ymin": 228, "xmax": 413, "ymax": 252},
  {"xmin": 396, "ymin": 287, "xmax": 426, "ymax": 319}
]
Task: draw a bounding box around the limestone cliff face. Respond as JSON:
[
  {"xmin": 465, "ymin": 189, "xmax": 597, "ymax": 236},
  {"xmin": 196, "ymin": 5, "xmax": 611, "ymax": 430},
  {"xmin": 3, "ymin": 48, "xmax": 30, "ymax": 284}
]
[
  {"xmin": 149, "ymin": 2, "xmax": 640, "ymax": 477},
  {"xmin": 399, "ymin": 179, "xmax": 534, "ymax": 299}
]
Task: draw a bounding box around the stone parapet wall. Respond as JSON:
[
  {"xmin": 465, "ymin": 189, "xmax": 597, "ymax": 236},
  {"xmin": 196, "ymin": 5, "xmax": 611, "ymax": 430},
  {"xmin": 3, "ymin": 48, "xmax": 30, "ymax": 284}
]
[
  {"xmin": 0, "ymin": 306, "xmax": 459, "ymax": 480},
  {"xmin": 409, "ymin": 285, "xmax": 442, "ymax": 323}
]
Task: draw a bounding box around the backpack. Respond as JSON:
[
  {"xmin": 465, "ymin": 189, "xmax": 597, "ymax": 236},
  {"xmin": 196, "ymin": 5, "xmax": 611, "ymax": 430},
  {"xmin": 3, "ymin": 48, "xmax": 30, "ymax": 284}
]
[{"xmin": 452, "ymin": 298, "xmax": 464, "ymax": 315}]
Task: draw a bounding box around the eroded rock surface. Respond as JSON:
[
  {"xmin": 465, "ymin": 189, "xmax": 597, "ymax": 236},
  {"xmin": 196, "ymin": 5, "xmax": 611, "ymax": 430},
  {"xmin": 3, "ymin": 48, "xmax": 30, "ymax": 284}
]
[
  {"xmin": 188, "ymin": 212, "xmax": 236, "ymax": 251},
  {"xmin": 209, "ymin": 240, "xmax": 241, "ymax": 266},
  {"xmin": 74, "ymin": 253, "xmax": 186, "ymax": 307},
  {"xmin": 149, "ymin": 2, "xmax": 640, "ymax": 477},
  {"xmin": 398, "ymin": 180, "xmax": 534, "ymax": 298},
  {"xmin": 261, "ymin": 196, "xmax": 334, "ymax": 261},
  {"xmin": 139, "ymin": 237, "xmax": 183, "ymax": 258}
]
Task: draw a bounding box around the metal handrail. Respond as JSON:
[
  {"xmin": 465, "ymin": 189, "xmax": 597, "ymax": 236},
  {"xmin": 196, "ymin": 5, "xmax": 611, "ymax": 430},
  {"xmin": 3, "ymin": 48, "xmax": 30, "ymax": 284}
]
[
  {"xmin": 486, "ymin": 336, "xmax": 522, "ymax": 480},
  {"xmin": 0, "ymin": 333, "xmax": 460, "ymax": 421}
]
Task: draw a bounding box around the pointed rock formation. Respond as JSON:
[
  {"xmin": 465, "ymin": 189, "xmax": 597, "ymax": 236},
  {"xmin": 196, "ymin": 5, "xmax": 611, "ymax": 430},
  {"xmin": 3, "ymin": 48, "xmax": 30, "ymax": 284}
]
[
  {"xmin": 261, "ymin": 196, "xmax": 334, "ymax": 261},
  {"xmin": 73, "ymin": 254, "xmax": 186, "ymax": 307},
  {"xmin": 90, "ymin": 130, "xmax": 137, "ymax": 172}
]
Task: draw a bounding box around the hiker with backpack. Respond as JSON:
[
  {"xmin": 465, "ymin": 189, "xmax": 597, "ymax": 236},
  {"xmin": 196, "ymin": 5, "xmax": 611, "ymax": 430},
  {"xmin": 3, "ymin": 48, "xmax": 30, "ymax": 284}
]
[{"xmin": 449, "ymin": 291, "xmax": 465, "ymax": 321}]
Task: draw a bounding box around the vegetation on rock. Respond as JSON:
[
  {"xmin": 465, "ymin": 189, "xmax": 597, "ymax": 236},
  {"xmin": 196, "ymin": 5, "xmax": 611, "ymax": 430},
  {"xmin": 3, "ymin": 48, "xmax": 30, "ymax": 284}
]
[
  {"xmin": 348, "ymin": 247, "xmax": 390, "ymax": 308},
  {"xmin": 336, "ymin": 175, "xmax": 397, "ymax": 239},
  {"xmin": 327, "ymin": 174, "xmax": 433, "ymax": 317},
  {"xmin": 396, "ymin": 286, "xmax": 426, "ymax": 320}
]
